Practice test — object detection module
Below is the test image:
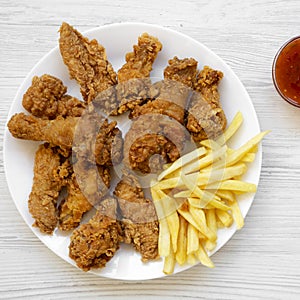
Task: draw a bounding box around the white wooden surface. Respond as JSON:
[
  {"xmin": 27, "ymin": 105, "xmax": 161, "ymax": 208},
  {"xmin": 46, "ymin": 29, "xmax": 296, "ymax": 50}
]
[{"xmin": 1, "ymin": 0, "xmax": 300, "ymax": 299}]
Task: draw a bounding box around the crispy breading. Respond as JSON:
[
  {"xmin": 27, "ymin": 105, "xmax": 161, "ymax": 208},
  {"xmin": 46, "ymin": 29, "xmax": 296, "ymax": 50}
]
[
  {"xmin": 130, "ymin": 57, "xmax": 197, "ymax": 123},
  {"xmin": 28, "ymin": 144, "xmax": 69, "ymax": 234},
  {"xmin": 187, "ymin": 66, "xmax": 226, "ymax": 141},
  {"xmin": 69, "ymin": 197, "xmax": 122, "ymax": 271},
  {"xmin": 118, "ymin": 33, "xmax": 162, "ymax": 82},
  {"xmin": 8, "ymin": 113, "xmax": 123, "ymax": 163},
  {"xmin": 22, "ymin": 74, "xmax": 85, "ymax": 119},
  {"xmin": 59, "ymin": 22, "xmax": 117, "ymax": 103},
  {"xmin": 123, "ymin": 114, "xmax": 184, "ymax": 173},
  {"xmin": 100, "ymin": 33, "xmax": 162, "ymax": 116},
  {"xmin": 94, "ymin": 119, "xmax": 123, "ymax": 166},
  {"xmin": 114, "ymin": 172, "xmax": 159, "ymax": 262},
  {"xmin": 58, "ymin": 165, "xmax": 111, "ymax": 231},
  {"xmin": 164, "ymin": 56, "xmax": 198, "ymax": 88},
  {"xmin": 7, "ymin": 113, "xmax": 78, "ymax": 156}
]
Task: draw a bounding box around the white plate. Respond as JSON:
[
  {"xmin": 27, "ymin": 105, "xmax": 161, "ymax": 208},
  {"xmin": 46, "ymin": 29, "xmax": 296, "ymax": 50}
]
[{"xmin": 4, "ymin": 22, "xmax": 261, "ymax": 281}]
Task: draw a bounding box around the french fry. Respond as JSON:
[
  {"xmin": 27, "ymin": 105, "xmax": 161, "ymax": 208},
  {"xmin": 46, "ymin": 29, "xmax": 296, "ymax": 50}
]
[
  {"xmin": 189, "ymin": 206, "xmax": 217, "ymax": 242},
  {"xmin": 187, "ymin": 253, "xmax": 197, "ymax": 265},
  {"xmin": 230, "ymin": 196, "xmax": 244, "ymax": 230},
  {"xmin": 187, "ymin": 223, "xmax": 199, "ymax": 255},
  {"xmin": 195, "ymin": 242, "xmax": 215, "ymax": 268},
  {"xmin": 225, "ymin": 131, "xmax": 269, "ymax": 167},
  {"xmin": 158, "ymin": 147, "xmax": 206, "ymax": 180},
  {"xmin": 216, "ymin": 210, "xmax": 233, "ymax": 227},
  {"xmin": 200, "ymin": 139, "xmax": 221, "ymax": 150},
  {"xmin": 205, "ymin": 209, "xmax": 217, "ymax": 251},
  {"xmin": 156, "ymin": 190, "xmax": 180, "ymax": 252},
  {"xmin": 163, "ymin": 244, "xmax": 176, "ymax": 275},
  {"xmin": 216, "ymin": 190, "xmax": 235, "ymax": 203},
  {"xmin": 179, "ymin": 145, "xmax": 227, "ymax": 175},
  {"xmin": 217, "ymin": 111, "xmax": 243, "ymax": 145},
  {"xmin": 175, "ymin": 216, "xmax": 188, "ymax": 265},
  {"xmin": 205, "ymin": 180, "xmax": 257, "ymax": 193},
  {"xmin": 158, "ymin": 217, "xmax": 171, "ymax": 257},
  {"xmin": 175, "ymin": 182, "xmax": 229, "ymax": 211}
]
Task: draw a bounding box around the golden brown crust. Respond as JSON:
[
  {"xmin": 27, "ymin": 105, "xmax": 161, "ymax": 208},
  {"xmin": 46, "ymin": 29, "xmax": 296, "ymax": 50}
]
[
  {"xmin": 22, "ymin": 74, "xmax": 85, "ymax": 119},
  {"xmin": 7, "ymin": 113, "xmax": 77, "ymax": 157},
  {"xmin": 187, "ymin": 66, "xmax": 226, "ymax": 141},
  {"xmin": 69, "ymin": 197, "xmax": 122, "ymax": 271},
  {"xmin": 101, "ymin": 33, "xmax": 163, "ymax": 116},
  {"xmin": 117, "ymin": 33, "xmax": 162, "ymax": 82},
  {"xmin": 123, "ymin": 114, "xmax": 184, "ymax": 173},
  {"xmin": 58, "ymin": 165, "xmax": 111, "ymax": 231},
  {"xmin": 28, "ymin": 144, "xmax": 69, "ymax": 234},
  {"xmin": 59, "ymin": 22, "xmax": 117, "ymax": 103},
  {"xmin": 114, "ymin": 173, "xmax": 159, "ymax": 261}
]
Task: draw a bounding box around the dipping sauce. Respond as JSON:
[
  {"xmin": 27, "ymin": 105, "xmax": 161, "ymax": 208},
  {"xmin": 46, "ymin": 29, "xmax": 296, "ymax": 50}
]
[{"xmin": 273, "ymin": 36, "xmax": 300, "ymax": 107}]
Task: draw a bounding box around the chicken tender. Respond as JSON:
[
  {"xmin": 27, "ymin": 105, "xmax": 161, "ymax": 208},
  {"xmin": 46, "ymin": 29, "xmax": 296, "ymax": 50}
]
[
  {"xmin": 114, "ymin": 172, "xmax": 159, "ymax": 261},
  {"xmin": 28, "ymin": 143, "xmax": 69, "ymax": 234},
  {"xmin": 59, "ymin": 22, "xmax": 117, "ymax": 103},
  {"xmin": 69, "ymin": 197, "xmax": 122, "ymax": 271},
  {"xmin": 22, "ymin": 74, "xmax": 85, "ymax": 119}
]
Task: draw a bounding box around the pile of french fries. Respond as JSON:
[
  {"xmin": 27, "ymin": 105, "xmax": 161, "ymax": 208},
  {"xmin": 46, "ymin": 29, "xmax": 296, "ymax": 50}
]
[{"xmin": 150, "ymin": 111, "xmax": 269, "ymax": 274}]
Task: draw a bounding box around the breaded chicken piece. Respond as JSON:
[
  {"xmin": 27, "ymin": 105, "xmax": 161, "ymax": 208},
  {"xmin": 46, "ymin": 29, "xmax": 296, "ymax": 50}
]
[
  {"xmin": 8, "ymin": 113, "xmax": 123, "ymax": 163},
  {"xmin": 28, "ymin": 143, "xmax": 69, "ymax": 234},
  {"xmin": 118, "ymin": 33, "xmax": 162, "ymax": 82},
  {"xmin": 123, "ymin": 114, "xmax": 184, "ymax": 173},
  {"xmin": 130, "ymin": 57, "xmax": 197, "ymax": 124},
  {"xmin": 101, "ymin": 33, "xmax": 162, "ymax": 116},
  {"xmin": 187, "ymin": 66, "xmax": 226, "ymax": 141},
  {"xmin": 94, "ymin": 119, "xmax": 123, "ymax": 166},
  {"xmin": 22, "ymin": 74, "xmax": 85, "ymax": 119},
  {"xmin": 114, "ymin": 172, "xmax": 159, "ymax": 262},
  {"xmin": 7, "ymin": 113, "xmax": 78, "ymax": 157},
  {"xmin": 58, "ymin": 165, "xmax": 111, "ymax": 231},
  {"xmin": 69, "ymin": 197, "xmax": 122, "ymax": 271},
  {"xmin": 59, "ymin": 22, "xmax": 117, "ymax": 103}
]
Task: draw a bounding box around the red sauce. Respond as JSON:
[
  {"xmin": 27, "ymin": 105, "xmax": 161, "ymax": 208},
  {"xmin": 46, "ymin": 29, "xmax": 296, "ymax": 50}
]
[{"xmin": 273, "ymin": 37, "xmax": 300, "ymax": 106}]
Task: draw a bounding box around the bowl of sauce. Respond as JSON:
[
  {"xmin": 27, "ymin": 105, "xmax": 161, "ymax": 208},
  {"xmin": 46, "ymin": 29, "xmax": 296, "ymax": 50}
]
[{"xmin": 272, "ymin": 36, "xmax": 300, "ymax": 107}]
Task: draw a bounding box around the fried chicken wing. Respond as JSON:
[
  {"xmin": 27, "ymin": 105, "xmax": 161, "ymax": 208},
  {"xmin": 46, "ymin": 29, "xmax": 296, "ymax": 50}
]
[
  {"xmin": 118, "ymin": 33, "xmax": 162, "ymax": 82},
  {"xmin": 114, "ymin": 172, "xmax": 159, "ymax": 261},
  {"xmin": 130, "ymin": 57, "xmax": 197, "ymax": 124},
  {"xmin": 99, "ymin": 33, "xmax": 162, "ymax": 116},
  {"xmin": 59, "ymin": 22, "xmax": 117, "ymax": 103},
  {"xmin": 28, "ymin": 143, "xmax": 69, "ymax": 234},
  {"xmin": 69, "ymin": 197, "xmax": 122, "ymax": 271},
  {"xmin": 22, "ymin": 74, "xmax": 85, "ymax": 119},
  {"xmin": 187, "ymin": 66, "xmax": 226, "ymax": 141},
  {"xmin": 58, "ymin": 165, "xmax": 111, "ymax": 231}
]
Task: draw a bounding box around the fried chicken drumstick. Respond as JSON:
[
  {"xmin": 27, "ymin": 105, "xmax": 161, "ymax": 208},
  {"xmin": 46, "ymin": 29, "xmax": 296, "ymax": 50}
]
[
  {"xmin": 114, "ymin": 172, "xmax": 159, "ymax": 261},
  {"xmin": 69, "ymin": 197, "xmax": 122, "ymax": 271},
  {"xmin": 7, "ymin": 112, "xmax": 123, "ymax": 164}
]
